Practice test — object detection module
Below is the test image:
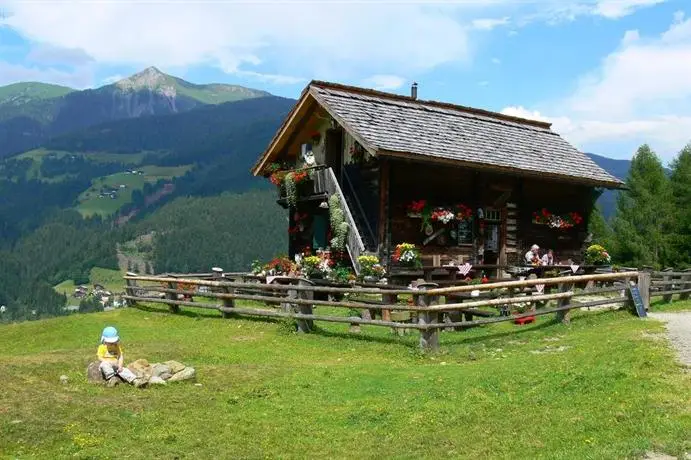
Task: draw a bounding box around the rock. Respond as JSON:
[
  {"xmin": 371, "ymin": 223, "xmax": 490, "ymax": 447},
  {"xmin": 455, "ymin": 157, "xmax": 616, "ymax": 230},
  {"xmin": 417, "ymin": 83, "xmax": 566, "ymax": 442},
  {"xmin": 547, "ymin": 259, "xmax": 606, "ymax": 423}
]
[
  {"xmin": 86, "ymin": 361, "xmax": 106, "ymax": 384},
  {"xmin": 148, "ymin": 376, "xmax": 167, "ymax": 385},
  {"xmin": 159, "ymin": 372, "xmax": 173, "ymax": 381},
  {"xmin": 127, "ymin": 359, "xmax": 153, "ymax": 380},
  {"xmin": 59, "ymin": 375, "xmax": 69, "ymax": 384},
  {"xmin": 168, "ymin": 367, "xmax": 196, "ymax": 382},
  {"xmin": 106, "ymin": 377, "xmax": 121, "ymax": 388},
  {"xmin": 151, "ymin": 363, "xmax": 171, "ymax": 378},
  {"xmin": 164, "ymin": 360, "xmax": 186, "ymax": 374}
]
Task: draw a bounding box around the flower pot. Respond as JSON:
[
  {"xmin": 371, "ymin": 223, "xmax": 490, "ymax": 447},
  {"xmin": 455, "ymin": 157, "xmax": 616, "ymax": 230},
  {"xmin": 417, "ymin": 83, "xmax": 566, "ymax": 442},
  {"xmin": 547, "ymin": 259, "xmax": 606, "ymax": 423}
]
[{"xmin": 363, "ymin": 276, "xmax": 378, "ymax": 283}]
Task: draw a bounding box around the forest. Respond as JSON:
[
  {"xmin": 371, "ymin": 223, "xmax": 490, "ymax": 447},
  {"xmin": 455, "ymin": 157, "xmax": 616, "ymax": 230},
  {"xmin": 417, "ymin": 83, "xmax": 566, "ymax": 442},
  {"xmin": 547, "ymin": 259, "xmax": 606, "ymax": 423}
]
[{"xmin": 590, "ymin": 144, "xmax": 691, "ymax": 269}]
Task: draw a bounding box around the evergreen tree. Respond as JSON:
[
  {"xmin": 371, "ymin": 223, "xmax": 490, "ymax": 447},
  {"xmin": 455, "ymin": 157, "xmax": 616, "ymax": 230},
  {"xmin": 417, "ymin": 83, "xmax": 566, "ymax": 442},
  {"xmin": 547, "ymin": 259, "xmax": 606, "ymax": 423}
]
[
  {"xmin": 612, "ymin": 144, "xmax": 673, "ymax": 267},
  {"xmin": 669, "ymin": 143, "xmax": 691, "ymax": 267},
  {"xmin": 588, "ymin": 205, "xmax": 613, "ymax": 251}
]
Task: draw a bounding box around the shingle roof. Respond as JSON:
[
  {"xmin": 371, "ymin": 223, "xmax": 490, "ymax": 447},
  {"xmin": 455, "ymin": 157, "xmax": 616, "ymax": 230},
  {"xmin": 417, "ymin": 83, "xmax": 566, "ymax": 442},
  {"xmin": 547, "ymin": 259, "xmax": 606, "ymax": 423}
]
[{"xmin": 309, "ymin": 81, "xmax": 623, "ymax": 188}]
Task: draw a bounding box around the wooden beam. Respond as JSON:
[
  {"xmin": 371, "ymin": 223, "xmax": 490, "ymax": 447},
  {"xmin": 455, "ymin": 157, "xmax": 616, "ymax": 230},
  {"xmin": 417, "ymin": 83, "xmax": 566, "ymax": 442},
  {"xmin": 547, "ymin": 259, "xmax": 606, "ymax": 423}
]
[
  {"xmin": 252, "ymin": 93, "xmax": 315, "ymax": 176},
  {"xmin": 378, "ymin": 157, "xmax": 390, "ymax": 255}
]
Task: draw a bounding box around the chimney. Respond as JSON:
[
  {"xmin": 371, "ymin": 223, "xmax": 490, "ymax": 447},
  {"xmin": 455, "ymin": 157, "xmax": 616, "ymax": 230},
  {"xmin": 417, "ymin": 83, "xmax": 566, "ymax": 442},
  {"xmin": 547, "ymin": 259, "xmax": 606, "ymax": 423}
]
[{"xmin": 411, "ymin": 82, "xmax": 418, "ymax": 100}]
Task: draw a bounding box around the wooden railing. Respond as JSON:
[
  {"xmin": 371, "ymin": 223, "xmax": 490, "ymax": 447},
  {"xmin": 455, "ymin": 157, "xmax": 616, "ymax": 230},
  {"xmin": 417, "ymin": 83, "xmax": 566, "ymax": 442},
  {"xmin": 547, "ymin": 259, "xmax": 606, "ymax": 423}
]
[
  {"xmin": 649, "ymin": 269, "xmax": 691, "ymax": 302},
  {"xmin": 124, "ymin": 271, "xmax": 645, "ymax": 351},
  {"xmin": 317, "ymin": 167, "xmax": 366, "ymax": 274},
  {"xmin": 341, "ymin": 166, "xmax": 377, "ymax": 250}
]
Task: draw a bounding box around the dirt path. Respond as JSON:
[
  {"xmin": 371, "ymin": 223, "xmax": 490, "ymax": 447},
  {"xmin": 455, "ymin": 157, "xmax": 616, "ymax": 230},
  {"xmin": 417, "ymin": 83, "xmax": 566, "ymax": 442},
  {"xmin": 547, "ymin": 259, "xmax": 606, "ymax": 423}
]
[{"xmin": 648, "ymin": 312, "xmax": 691, "ymax": 367}]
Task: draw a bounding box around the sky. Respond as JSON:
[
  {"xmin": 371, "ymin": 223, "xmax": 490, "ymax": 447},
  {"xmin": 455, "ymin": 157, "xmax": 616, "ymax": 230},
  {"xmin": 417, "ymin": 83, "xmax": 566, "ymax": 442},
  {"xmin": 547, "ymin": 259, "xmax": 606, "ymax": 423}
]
[{"xmin": 0, "ymin": 0, "xmax": 689, "ymax": 163}]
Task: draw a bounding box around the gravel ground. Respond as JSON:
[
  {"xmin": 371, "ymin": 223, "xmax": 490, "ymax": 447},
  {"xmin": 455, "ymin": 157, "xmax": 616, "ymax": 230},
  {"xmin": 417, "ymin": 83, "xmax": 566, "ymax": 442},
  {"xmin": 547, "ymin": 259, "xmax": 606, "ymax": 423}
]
[{"xmin": 648, "ymin": 312, "xmax": 691, "ymax": 367}]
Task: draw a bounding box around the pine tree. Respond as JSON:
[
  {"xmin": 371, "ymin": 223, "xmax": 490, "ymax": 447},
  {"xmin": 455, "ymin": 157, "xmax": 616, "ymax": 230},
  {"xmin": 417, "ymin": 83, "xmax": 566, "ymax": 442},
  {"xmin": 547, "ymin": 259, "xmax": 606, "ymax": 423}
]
[
  {"xmin": 612, "ymin": 144, "xmax": 673, "ymax": 267},
  {"xmin": 670, "ymin": 143, "xmax": 691, "ymax": 267},
  {"xmin": 588, "ymin": 205, "xmax": 613, "ymax": 251}
]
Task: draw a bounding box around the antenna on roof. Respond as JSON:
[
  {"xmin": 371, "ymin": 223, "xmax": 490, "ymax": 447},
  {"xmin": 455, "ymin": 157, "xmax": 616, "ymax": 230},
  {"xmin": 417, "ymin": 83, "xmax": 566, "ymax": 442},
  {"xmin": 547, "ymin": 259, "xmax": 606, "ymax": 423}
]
[{"xmin": 411, "ymin": 82, "xmax": 418, "ymax": 100}]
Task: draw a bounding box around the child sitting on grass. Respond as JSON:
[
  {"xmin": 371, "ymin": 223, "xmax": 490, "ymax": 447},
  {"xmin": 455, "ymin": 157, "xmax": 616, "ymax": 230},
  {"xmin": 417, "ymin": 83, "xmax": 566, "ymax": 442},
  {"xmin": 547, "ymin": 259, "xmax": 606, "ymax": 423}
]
[{"xmin": 98, "ymin": 326, "xmax": 145, "ymax": 387}]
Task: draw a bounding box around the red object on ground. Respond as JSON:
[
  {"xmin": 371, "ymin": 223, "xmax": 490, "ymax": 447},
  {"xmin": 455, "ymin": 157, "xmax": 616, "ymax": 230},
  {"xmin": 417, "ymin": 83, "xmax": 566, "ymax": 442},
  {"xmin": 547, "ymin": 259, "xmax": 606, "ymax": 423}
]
[{"xmin": 514, "ymin": 315, "xmax": 536, "ymax": 325}]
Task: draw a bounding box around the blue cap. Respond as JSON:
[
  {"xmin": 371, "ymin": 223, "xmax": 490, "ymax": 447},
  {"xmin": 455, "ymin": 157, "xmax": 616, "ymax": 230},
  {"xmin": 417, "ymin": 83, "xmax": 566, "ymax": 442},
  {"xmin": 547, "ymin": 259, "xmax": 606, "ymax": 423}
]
[{"xmin": 101, "ymin": 326, "xmax": 119, "ymax": 343}]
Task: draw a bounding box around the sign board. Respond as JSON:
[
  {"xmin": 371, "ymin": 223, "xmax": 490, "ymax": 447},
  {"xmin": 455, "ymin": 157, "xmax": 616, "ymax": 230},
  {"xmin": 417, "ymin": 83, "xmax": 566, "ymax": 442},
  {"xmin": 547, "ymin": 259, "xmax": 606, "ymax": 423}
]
[
  {"xmin": 628, "ymin": 285, "xmax": 646, "ymax": 317},
  {"xmin": 456, "ymin": 219, "xmax": 473, "ymax": 245}
]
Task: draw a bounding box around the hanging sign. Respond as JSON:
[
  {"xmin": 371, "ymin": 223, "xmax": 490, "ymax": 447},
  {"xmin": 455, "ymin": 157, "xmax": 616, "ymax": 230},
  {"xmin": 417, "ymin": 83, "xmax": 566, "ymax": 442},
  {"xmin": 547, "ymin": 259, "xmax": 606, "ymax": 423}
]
[{"xmin": 570, "ymin": 264, "xmax": 580, "ymax": 274}]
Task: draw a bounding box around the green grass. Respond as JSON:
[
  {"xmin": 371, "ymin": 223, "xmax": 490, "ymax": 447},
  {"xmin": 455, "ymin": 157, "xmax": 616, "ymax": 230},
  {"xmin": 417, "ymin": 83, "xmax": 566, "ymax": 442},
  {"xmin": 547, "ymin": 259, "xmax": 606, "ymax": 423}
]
[
  {"xmin": 651, "ymin": 297, "xmax": 691, "ymax": 312},
  {"xmin": 0, "ymin": 304, "xmax": 689, "ymax": 459},
  {"xmin": 76, "ymin": 165, "xmax": 192, "ymax": 217},
  {"xmin": 13, "ymin": 149, "xmax": 154, "ymax": 182},
  {"xmin": 0, "ymin": 82, "xmax": 73, "ymax": 105}
]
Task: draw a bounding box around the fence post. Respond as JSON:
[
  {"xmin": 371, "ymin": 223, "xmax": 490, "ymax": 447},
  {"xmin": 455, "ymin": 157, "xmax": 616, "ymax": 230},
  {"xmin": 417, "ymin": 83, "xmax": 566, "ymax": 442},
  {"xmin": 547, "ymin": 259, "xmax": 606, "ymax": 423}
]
[
  {"xmin": 381, "ymin": 293, "xmax": 394, "ymax": 322},
  {"xmin": 662, "ymin": 268, "xmax": 674, "ymax": 303},
  {"xmin": 680, "ymin": 268, "xmax": 691, "ymax": 301},
  {"xmin": 124, "ymin": 272, "xmax": 138, "ymax": 307},
  {"xmin": 555, "ymin": 281, "xmax": 574, "ymax": 324},
  {"xmin": 637, "ymin": 271, "xmax": 651, "ymax": 311},
  {"xmin": 213, "ymin": 267, "xmax": 234, "ymax": 319},
  {"xmin": 296, "ymin": 279, "xmax": 314, "ymax": 333},
  {"xmin": 166, "ymin": 281, "xmax": 180, "ymax": 314},
  {"xmin": 416, "ymin": 286, "xmax": 439, "ymax": 351}
]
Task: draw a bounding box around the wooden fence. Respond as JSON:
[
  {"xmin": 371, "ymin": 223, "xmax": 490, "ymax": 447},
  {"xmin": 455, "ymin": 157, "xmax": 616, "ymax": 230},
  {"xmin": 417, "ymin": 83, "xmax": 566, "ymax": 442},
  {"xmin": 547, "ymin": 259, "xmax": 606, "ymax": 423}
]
[
  {"xmin": 648, "ymin": 269, "xmax": 691, "ymax": 303},
  {"xmin": 122, "ymin": 269, "xmax": 663, "ymax": 350}
]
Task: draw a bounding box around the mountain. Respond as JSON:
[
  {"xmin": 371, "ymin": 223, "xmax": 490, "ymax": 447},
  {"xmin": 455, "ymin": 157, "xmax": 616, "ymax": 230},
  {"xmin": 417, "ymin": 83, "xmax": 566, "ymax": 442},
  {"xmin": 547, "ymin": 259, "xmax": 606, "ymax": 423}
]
[
  {"xmin": 585, "ymin": 152, "xmax": 630, "ymax": 218},
  {"xmin": 0, "ymin": 67, "xmax": 271, "ymax": 158},
  {"xmin": 0, "ymin": 82, "xmax": 74, "ymax": 106}
]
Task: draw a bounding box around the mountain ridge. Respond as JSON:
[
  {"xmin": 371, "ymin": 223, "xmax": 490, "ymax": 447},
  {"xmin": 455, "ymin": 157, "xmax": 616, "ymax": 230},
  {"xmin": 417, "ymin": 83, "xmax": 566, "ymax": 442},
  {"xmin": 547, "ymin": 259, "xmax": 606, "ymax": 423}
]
[{"xmin": 0, "ymin": 67, "xmax": 272, "ymax": 158}]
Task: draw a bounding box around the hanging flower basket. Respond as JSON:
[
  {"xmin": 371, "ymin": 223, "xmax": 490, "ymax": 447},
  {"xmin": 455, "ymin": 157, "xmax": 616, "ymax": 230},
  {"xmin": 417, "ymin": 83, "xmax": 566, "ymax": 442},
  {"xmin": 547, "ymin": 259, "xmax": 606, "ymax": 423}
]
[{"xmin": 532, "ymin": 209, "xmax": 583, "ymax": 230}]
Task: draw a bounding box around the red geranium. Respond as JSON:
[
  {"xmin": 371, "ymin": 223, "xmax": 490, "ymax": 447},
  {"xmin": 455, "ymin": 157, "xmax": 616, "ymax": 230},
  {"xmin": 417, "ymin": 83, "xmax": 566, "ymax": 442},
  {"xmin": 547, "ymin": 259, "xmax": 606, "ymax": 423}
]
[
  {"xmin": 455, "ymin": 203, "xmax": 472, "ymax": 220},
  {"xmin": 407, "ymin": 200, "xmax": 427, "ymax": 214}
]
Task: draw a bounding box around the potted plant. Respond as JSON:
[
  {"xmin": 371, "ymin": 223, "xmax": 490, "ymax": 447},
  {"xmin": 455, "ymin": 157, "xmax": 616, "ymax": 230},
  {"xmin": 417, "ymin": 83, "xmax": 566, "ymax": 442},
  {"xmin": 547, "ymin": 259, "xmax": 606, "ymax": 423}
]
[
  {"xmin": 357, "ymin": 255, "xmax": 387, "ymax": 283},
  {"xmin": 584, "ymin": 244, "xmax": 612, "ymax": 271},
  {"xmin": 392, "ymin": 243, "xmax": 422, "ymax": 269}
]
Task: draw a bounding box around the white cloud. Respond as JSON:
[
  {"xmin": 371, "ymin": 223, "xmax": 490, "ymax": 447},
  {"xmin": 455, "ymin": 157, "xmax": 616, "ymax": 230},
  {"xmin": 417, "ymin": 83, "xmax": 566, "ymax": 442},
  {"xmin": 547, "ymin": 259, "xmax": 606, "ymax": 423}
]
[
  {"xmin": 100, "ymin": 74, "xmax": 124, "ymax": 86},
  {"xmin": 593, "ymin": 0, "xmax": 666, "ymax": 19},
  {"xmin": 478, "ymin": 80, "xmax": 489, "ymax": 87},
  {"xmin": 621, "ymin": 29, "xmax": 640, "ymax": 45},
  {"xmin": 26, "ymin": 43, "xmax": 93, "ymax": 66},
  {"xmin": 501, "ymin": 13, "xmax": 691, "ymax": 160},
  {"xmin": 0, "ymin": 1, "xmax": 470, "ymax": 85},
  {"xmin": 235, "ymin": 70, "xmax": 304, "ymax": 86},
  {"xmin": 491, "ymin": 57, "xmax": 501, "ymax": 64},
  {"xmin": 362, "ymin": 75, "xmax": 407, "ymax": 91},
  {"xmin": 472, "ymin": 17, "xmax": 510, "ymax": 30},
  {"xmin": 0, "ymin": 60, "xmax": 92, "ymax": 88}
]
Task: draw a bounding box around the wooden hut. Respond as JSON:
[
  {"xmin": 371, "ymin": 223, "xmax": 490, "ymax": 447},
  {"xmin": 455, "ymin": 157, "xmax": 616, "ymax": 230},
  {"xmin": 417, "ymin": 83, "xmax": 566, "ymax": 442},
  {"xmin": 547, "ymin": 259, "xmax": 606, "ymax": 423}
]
[{"xmin": 251, "ymin": 81, "xmax": 623, "ymax": 275}]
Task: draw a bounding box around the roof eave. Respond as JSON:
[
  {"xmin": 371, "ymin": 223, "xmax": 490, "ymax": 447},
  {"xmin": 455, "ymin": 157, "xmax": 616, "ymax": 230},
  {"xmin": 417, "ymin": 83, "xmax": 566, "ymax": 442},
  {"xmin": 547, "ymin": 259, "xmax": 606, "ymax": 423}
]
[
  {"xmin": 377, "ymin": 149, "xmax": 625, "ymax": 189},
  {"xmin": 250, "ymin": 84, "xmax": 313, "ymax": 176}
]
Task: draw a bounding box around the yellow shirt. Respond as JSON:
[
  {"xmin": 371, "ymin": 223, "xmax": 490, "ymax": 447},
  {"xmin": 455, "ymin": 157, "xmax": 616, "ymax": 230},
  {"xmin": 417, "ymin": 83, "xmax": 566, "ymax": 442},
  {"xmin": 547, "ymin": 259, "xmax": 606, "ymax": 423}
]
[{"xmin": 97, "ymin": 343, "xmax": 123, "ymax": 363}]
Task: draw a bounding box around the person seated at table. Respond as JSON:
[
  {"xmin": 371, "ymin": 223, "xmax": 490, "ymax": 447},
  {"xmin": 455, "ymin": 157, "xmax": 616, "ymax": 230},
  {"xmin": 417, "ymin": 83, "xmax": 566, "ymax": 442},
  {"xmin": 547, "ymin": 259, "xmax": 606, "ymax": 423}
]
[
  {"xmin": 541, "ymin": 249, "xmax": 554, "ymax": 266},
  {"xmin": 524, "ymin": 244, "xmax": 541, "ymax": 266}
]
